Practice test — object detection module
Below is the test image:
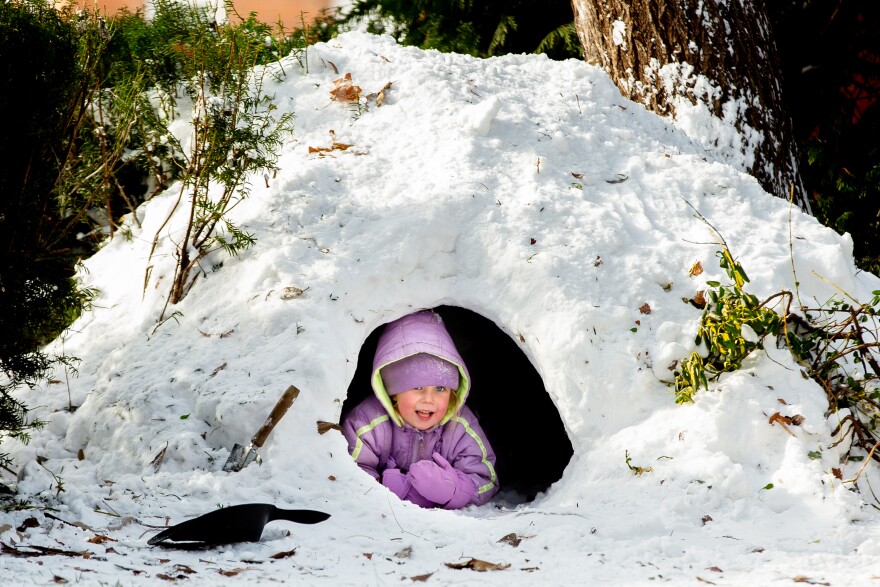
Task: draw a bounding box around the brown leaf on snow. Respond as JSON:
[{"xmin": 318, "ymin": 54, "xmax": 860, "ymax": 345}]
[
  {"xmin": 150, "ymin": 442, "xmax": 168, "ymax": 473},
  {"xmin": 330, "ymin": 73, "xmax": 362, "ymax": 102},
  {"xmin": 395, "ymin": 546, "xmax": 413, "ymax": 559},
  {"xmin": 411, "ymin": 573, "xmax": 434, "ymax": 582},
  {"xmin": 53, "ymin": 576, "xmax": 68, "ymax": 584},
  {"xmin": 308, "ymin": 142, "xmax": 353, "ymax": 155},
  {"xmin": 218, "ymin": 568, "xmax": 246, "ymax": 577},
  {"xmin": 446, "ymin": 558, "xmax": 511, "ymax": 572},
  {"xmin": 706, "ymin": 566, "xmax": 723, "ymax": 572},
  {"xmin": 701, "ymin": 515, "xmax": 713, "ymax": 525},
  {"xmin": 16, "ymin": 517, "xmax": 39, "ymax": 532},
  {"xmin": 174, "ymin": 564, "xmax": 197, "ymax": 575},
  {"xmin": 498, "ymin": 533, "xmax": 522, "ymax": 547},
  {"xmin": 692, "ymin": 290, "xmax": 707, "ymax": 308},
  {"xmin": 696, "ymin": 577, "xmax": 717, "ymax": 585},
  {"xmin": 832, "ymin": 467, "xmax": 843, "ymax": 480},
  {"xmin": 768, "ymin": 412, "xmax": 803, "ymax": 437},
  {"xmin": 280, "ymin": 286, "xmax": 304, "ymax": 300},
  {"xmin": 270, "ymin": 548, "xmax": 296, "ymax": 559},
  {"xmin": 793, "ymin": 576, "xmax": 831, "ymax": 586},
  {"xmin": 317, "ymin": 421, "xmax": 341, "ymax": 434},
  {"xmin": 375, "ymin": 81, "xmax": 393, "ymax": 107},
  {"xmin": 639, "ymin": 303, "xmax": 652, "ymax": 314},
  {"xmin": 362, "ymin": 552, "xmax": 373, "ymax": 560},
  {"xmin": 689, "ymin": 261, "xmax": 704, "ymax": 276},
  {"xmin": 87, "ymin": 535, "xmax": 116, "ymax": 544}
]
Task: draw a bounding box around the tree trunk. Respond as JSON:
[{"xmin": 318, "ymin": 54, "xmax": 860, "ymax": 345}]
[{"xmin": 571, "ymin": 0, "xmax": 810, "ymax": 213}]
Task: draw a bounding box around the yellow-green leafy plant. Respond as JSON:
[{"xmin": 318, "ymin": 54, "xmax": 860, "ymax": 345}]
[
  {"xmin": 672, "ymin": 248, "xmax": 784, "ymax": 404},
  {"xmin": 670, "ymin": 231, "xmax": 880, "ymax": 492}
]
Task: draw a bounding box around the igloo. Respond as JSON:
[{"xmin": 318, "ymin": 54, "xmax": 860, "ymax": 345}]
[{"xmin": 6, "ymin": 31, "xmax": 880, "ymax": 585}]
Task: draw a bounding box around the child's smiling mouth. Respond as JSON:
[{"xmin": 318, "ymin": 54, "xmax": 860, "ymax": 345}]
[{"xmin": 415, "ymin": 409, "xmax": 435, "ymax": 420}]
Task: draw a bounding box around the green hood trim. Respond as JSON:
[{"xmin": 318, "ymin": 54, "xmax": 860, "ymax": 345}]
[{"xmin": 372, "ymin": 353, "xmax": 470, "ymax": 427}]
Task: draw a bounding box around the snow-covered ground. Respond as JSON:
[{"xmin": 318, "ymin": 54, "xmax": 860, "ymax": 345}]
[{"xmin": 3, "ymin": 32, "xmax": 880, "ymax": 585}]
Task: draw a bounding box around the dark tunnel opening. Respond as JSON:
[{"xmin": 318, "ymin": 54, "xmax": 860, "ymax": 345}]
[{"xmin": 341, "ymin": 305, "xmax": 574, "ymax": 503}]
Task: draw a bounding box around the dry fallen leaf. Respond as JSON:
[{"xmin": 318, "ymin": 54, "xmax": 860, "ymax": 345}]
[
  {"xmin": 395, "ymin": 546, "xmax": 413, "ymax": 559},
  {"xmin": 87, "ymin": 535, "xmax": 116, "ymax": 544},
  {"xmin": 411, "ymin": 573, "xmax": 433, "ymax": 582},
  {"xmin": 768, "ymin": 412, "xmax": 803, "ymax": 437},
  {"xmin": 210, "ymin": 362, "xmax": 227, "ymax": 377},
  {"xmin": 308, "ymin": 142, "xmax": 353, "ymax": 154},
  {"xmin": 376, "ymin": 81, "xmax": 392, "ymax": 106},
  {"xmin": 270, "ymin": 548, "xmax": 296, "ymax": 559},
  {"xmin": 317, "ymin": 421, "xmax": 341, "ymax": 434},
  {"xmin": 446, "ymin": 558, "xmax": 511, "ymax": 572},
  {"xmin": 150, "ymin": 443, "xmax": 168, "ymax": 473},
  {"xmin": 281, "ymin": 286, "xmax": 304, "ymax": 300},
  {"xmin": 498, "ymin": 533, "xmax": 522, "ymax": 547},
  {"xmin": 16, "ymin": 517, "xmax": 39, "ymax": 532},
  {"xmin": 330, "ymin": 73, "xmax": 362, "ymax": 102},
  {"xmin": 173, "ymin": 564, "xmax": 197, "ymax": 575},
  {"xmin": 218, "ymin": 568, "xmax": 246, "ymax": 577},
  {"xmin": 692, "ymin": 290, "xmax": 707, "ymax": 308},
  {"xmin": 689, "ymin": 261, "xmax": 704, "ymax": 276},
  {"xmin": 639, "ymin": 303, "xmax": 652, "ymax": 314}
]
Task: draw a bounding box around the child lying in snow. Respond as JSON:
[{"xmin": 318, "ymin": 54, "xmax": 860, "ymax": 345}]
[{"xmin": 342, "ymin": 310, "xmax": 499, "ymax": 509}]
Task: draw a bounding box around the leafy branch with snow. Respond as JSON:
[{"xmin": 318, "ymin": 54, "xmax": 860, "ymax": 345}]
[{"xmin": 672, "ymin": 239, "xmax": 880, "ymax": 497}]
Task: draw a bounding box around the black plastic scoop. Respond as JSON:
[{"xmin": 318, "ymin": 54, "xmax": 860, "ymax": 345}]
[{"xmin": 147, "ymin": 503, "xmax": 331, "ymax": 548}]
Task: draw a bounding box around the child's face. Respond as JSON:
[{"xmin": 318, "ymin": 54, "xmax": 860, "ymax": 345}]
[{"xmin": 393, "ymin": 386, "xmax": 452, "ymax": 430}]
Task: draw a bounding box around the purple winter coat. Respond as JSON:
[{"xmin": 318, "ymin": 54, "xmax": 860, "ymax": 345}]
[{"xmin": 342, "ymin": 311, "xmax": 499, "ymax": 508}]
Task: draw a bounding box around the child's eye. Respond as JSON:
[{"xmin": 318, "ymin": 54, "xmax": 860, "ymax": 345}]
[{"xmin": 434, "ymin": 386, "xmax": 447, "ymax": 392}]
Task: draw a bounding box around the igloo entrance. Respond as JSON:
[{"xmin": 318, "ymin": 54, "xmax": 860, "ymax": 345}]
[{"xmin": 342, "ymin": 305, "xmax": 573, "ymax": 502}]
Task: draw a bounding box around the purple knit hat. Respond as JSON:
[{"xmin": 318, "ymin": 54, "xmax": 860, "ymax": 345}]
[{"xmin": 381, "ymin": 353, "xmax": 460, "ymax": 396}]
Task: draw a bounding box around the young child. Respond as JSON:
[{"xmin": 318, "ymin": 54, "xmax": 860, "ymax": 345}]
[{"xmin": 342, "ymin": 310, "xmax": 499, "ymax": 509}]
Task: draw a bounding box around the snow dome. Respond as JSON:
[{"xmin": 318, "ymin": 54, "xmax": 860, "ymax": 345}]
[{"xmin": 5, "ymin": 32, "xmax": 880, "ymax": 585}]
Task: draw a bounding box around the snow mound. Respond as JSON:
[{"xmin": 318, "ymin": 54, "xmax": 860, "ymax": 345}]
[{"xmin": 4, "ymin": 32, "xmax": 880, "ymax": 585}]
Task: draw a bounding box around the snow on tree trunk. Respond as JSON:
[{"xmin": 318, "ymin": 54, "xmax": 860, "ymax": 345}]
[{"xmin": 570, "ymin": 0, "xmax": 811, "ymax": 213}]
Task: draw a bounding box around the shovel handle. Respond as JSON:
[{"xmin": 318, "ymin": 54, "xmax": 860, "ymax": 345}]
[{"xmin": 251, "ymin": 385, "xmax": 301, "ymax": 447}]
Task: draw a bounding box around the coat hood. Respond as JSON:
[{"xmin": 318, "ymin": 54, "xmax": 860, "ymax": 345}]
[{"xmin": 371, "ymin": 310, "xmax": 470, "ymax": 427}]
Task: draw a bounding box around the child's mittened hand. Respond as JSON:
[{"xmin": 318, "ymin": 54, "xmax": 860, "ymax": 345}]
[
  {"xmin": 432, "ymin": 453, "xmax": 479, "ymax": 510},
  {"xmin": 408, "ymin": 458, "xmax": 457, "ymax": 505},
  {"xmin": 381, "ymin": 467, "xmax": 411, "ymax": 500}
]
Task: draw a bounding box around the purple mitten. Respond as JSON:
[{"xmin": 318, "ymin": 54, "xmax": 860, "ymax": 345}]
[
  {"xmin": 431, "ymin": 453, "xmax": 478, "ymax": 510},
  {"xmin": 402, "ymin": 484, "xmax": 437, "ymax": 508},
  {"xmin": 408, "ymin": 459, "xmax": 456, "ymax": 505},
  {"xmin": 381, "ymin": 467, "xmax": 411, "ymax": 500},
  {"xmin": 408, "ymin": 454, "xmax": 478, "ymax": 509}
]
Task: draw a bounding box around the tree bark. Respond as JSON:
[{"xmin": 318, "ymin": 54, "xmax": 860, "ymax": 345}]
[{"xmin": 571, "ymin": 0, "xmax": 810, "ymax": 213}]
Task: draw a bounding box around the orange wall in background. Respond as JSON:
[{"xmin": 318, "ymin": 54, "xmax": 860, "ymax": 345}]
[{"xmin": 88, "ymin": 0, "xmax": 332, "ymax": 29}]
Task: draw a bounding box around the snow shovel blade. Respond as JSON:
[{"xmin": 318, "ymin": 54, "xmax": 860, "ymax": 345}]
[
  {"xmin": 222, "ymin": 385, "xmax": 301, "ymax": 472},
  {"xmin": 147, "ymin": 503, "xmax": 331, "ymax": 547}
]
